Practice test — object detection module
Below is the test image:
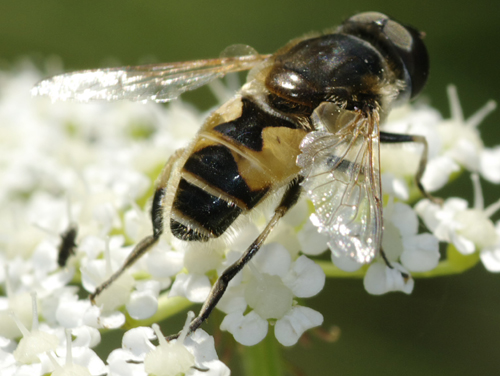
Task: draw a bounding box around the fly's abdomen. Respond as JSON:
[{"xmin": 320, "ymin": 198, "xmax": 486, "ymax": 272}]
[{"xmin": 170, "ymin": 95, "xmax": 307, "ymax": 241}]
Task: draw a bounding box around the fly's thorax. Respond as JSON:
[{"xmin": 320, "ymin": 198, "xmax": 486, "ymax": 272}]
[{"xmin": 264, "ymin": 33, "xmax": 400, "ymax": 113}]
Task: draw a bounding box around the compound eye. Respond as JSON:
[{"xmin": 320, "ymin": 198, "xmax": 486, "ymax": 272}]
[
  {"xmin": 346, "ymin": 12, "xmax": 389, "ymax": 25},
  {"xmin": 384, "ymin": 21, "xmax": 429, "ymax": 99},
  {"xmin": 342, "ymin": 12, "xmax": 429, "ymax": 99},
  {"xmin": 383, "ymin": 20, "xmax": 413, "ymax": 51}
]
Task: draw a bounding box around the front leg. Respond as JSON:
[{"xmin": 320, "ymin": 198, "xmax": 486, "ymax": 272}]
[{"xmin": 380, "ymin": 131, "xmax": 442, "ymax": 204}]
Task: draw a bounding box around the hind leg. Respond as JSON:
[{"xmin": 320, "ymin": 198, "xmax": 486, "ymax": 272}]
[
  {"xmin": 167, "ymin": 177, "xmax": 304, "ymax": 339},
  {"xmin": 380, "ymin": 131, "xmax": 442, "ymax": 204}
]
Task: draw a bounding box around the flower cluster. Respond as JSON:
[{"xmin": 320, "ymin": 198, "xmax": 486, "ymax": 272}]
[{"xmin": 0, "ymin": 61, "xmax": 498, "ymax": 375}]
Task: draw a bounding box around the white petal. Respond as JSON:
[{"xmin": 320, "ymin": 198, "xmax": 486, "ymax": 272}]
[
  {"xmin": 479, "ymin": 221, "xmax": 500, "ymax": 271},
  {"xmin": 107, "ymin": 348, "xmax": 148, "ymax": 376},
  {"xmin": 331, "ymin": 252, "xmax": 363, "ymax": 272},
  {"xmin": 124, "ymin": 207, "xmax": 150, "ymax": 242},
  {"xmin": 81, "ymin": 260, "xmax": 135, "ymax": 312},
  {"xmin": 95, "ymin": 274, "xmax": 135, "ymax": 312},
  {"xmin": 220, "ymin": 311, "xmax": 268, "ymax": 346},
  {"xmin": 72, "ymin": 326, "xmax": 101, "ymax": 348},
  {"xmin": 450, "ymin": 231, "xmax": 476, "ymax": 255},
  {"xmin": 363, "ymin": 262, "xmax": 414, "ymax": 295},
  {"xmin": 135, "ymin": 280, "xmax": 161, "ymax": 296},
  {"xmin": 126, "ymin": 290, "xmax": 158, "ymax": 320},
  {"xmin": 184, "ymin": 329, "xmax": 218, "ymax": 363},
  {"xmin": 381, "ymin": 173, "xmax": 409, "ymax": 201},
  {"xmin": 252, "ymin": 243, "xmax": 291, "ymax": 278},
  {"xmin": 56, "ymin": 300, "xmax": 91, "ymax": 328},
  {"xmin": 99, "ymin": 311, "xmax": 126, "ymax": 329},
  {"xmin": 381, "ymin": 221, "xmax": 404, "ymax": 262},
  {"xmin": 69, "ymin": 347, "xmax": 107, "ymax": 375},
  {"xmin": 266, "ymin": 223, "xmax": 301, "ymax": 255},
  {"xmin": 297, "ymin": 218, "xmax": 329, "ymax": 256},
  {"xmin": 448, "ymin": 139, "xmax": 480, "ymax": 171},
  {"xmin": 215, "ymin": 285, "xmax": 247, "ymax": 314},
  {"xmin": 480, "ymin": 146, "xmax": 500, "ymax": 183},
  {"xmin": 421, "ymin": 156, "xmax": 460, "ymax": 192},
  {"xmin": 0, "ymin": 292, "xmax": 32, "ymax": 339},
  {"xmin": 480, "ymin": 247, "xmax": 500, "ymax": 272},
  {"xmin": 454, "ymin": 209, "xmax": 498, "ymax": 250},
  {"xmin": 122, "ymin": 327, "xmax": 156, "ymax": 358},
  {"xmin": 40, "ymin": 267, "xmax": 75, "ymax": 292},
  {"xmin": 190, "ymin": 359, "xmax": 230, "ymax": 376},
  {"xmin": 415, "ymin": 197, "xmax": 467, "ymax": 239},
  {"xmin": 229, "ymin": 223, "xmax": 260, "ymax": 253},
  {"xmin": 401, "ymin": 234, "xmax": 440, "ymax": 272},
  {"xmin": 82, "ymin": 306, "xmax": 102, "ymax": 328},
  {"xmin": 217, "ymin": 250, "xmax": 244, "ymax": 287},
  {"xmin": 390, "ymin": 203, "xmax": 418, "ymax": 237},
  {"xmin": 169, "ymin": 274, "xmax": 211, "ymax": 303},
  {"xmin": 78, "ymin": 236, "xmax": 106, "ymax": 261},
  {"xmin": 283, "ymin": 256, "xmax": 325, "ymax": 298},
  {"xmin": 184, "ymin": 247, "xmax": 222, "ymax": 275},
  {"xmin": 245, "ymin": 274, "xmax": 293, "ymax": 320},
  {"xmin": 146, "ymin": 244, "xmax": 184, "ymax": 278},
  {"xmin": 274, "ymin": 306, "xmax": 323, "ymax": 347},
  {"xmin": 282, "ymin": 198, "xmax": 309, "ymax": 227},
  {"xmin": 14, "ymin": 330, "xmax": 59, "ymax": 364}
]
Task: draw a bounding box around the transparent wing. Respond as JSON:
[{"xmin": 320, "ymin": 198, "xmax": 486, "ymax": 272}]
[
  {"xmin": 31, "ymin": 54, "xmax": 270, "ymax": 103},
  {"xmin": 297, "ymin": 105, "xmax": 382, "ymax": 264}
]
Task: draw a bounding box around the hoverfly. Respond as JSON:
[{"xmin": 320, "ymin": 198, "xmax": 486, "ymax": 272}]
[{"xmin": 32, "ymin": 12, "xmax": 434, "ymax": 337}]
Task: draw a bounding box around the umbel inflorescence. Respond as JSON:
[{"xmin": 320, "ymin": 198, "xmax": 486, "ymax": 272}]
[{"xmin": 0, "ymin": 62, "xmax": 499, "ymax": 375}]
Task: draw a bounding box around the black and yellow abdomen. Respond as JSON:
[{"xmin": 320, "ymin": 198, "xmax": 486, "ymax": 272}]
[{"xmin": 170, "ymin": 96, "xmax": 307, "ymax": 241}]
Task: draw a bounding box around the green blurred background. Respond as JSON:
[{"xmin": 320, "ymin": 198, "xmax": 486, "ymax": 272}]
[{"xmin": 1, "ymin": 1, "xmax": 499, "ymax": 375}]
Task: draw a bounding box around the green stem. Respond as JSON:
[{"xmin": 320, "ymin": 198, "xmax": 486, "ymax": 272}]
[
  {"xmin": 316, "ymin": 260, "xmax": 369, "ymax": 278},
  {"xmin": 318, "ymin": 244, "xmax": 481, "ymax": 279},
  {"xmin": 241, "ymin": 330, "xmax": 284, "ymax": 376}
]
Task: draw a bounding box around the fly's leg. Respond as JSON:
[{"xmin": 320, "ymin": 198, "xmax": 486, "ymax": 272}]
[
  {"xmin": 89, "ymin": 149, "xmax": 184, "ymax": 304},
  {"xmin": 167, "ymin": 177, "xmax": 304, "ymax": 340},
  {"xmin": 379, "ymin": 248, "xmax": 410, "ymax": 279},
  {"xmin": 380, "ymin": 131, "xmax": 442, "ymax": 204}
]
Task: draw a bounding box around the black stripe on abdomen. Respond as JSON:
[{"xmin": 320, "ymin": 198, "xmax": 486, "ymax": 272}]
[
  {"xmin": 171, "ymin": 178, "xmax": 243, "ymax": 241},
  {"xmin": 213, "ymin": 97, "xmax": 299, "ymax": 152},
  {"xmin": 183, "ymin": 144, "xmax": 269, "ymax": 209}
]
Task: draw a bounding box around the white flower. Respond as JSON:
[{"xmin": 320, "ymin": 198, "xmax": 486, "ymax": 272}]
[
  {"xmin": 0, "ymin": 273, "xmax": 33, "ymax": 339},
  {"xmin": 381, "ymin": 100, "xmax": 455, "ymax": 192},
  {"xmin": 11, "ymin": 293, "xmax": 59, "ymax": 364},
  {"xmin": 107, "ymin": 327, "xmax": 155, "ymax": 376},
  {"xmin": 416, "ymin": 173, "xmax": 500, "ymax": 270},
  {"xmin": 126, "ymin": 280, "xmax": 160, "ymax": 320},
  {"xmin": 363, "ymin": 262, "xmax": 414, "ymax": 295},
  {"xmin": 437, "ymin": 86, "xmax": 497, "ymax": 180},
  {"xmin": 169, "ymin": 273, "xmax": 212, "ymax": 303},
  {"xmin": 382, "ymin": 201, "xmax": 440, "ymax": 273},
  {"xmin": 479, "ymin": 221, "xmax": 500, "ymax": 272},
  {"xmin": 219, "ymin": 243, "xmax": 324, "ymax": 346},
  {"xmin": 297, "ymin": 217, "xmax": 330, "ymax": 256},
  {"xmin": 143, "ymin": 312, "xmax": 230, "ymax": 376},
  {"xmin": 381, "ymin": 86, "xmax": 497, "ymax": 192},
  {"xmin": 168, "ymin": 245, "xmax": 224, "ymax": 303},
  {"xmin": 80, "ymin": 236, "xmax": 135, "ymax": 317},
  {"xmin": 46, "ymin": 329, "xmax": 106, "ymax": 376},
  {"xmin": 360, "ymin": 200, "xmax": 438, "ymax": 295}
]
